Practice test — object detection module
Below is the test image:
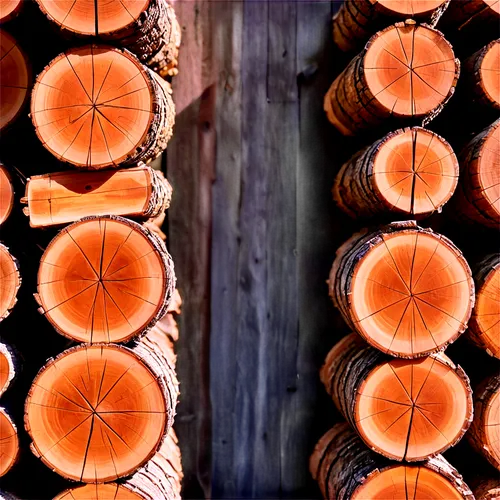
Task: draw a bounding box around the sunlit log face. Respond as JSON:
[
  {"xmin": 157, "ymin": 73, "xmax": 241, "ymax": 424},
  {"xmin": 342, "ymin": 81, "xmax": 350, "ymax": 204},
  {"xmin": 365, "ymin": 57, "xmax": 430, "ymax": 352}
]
[
  {"xmin": 0, "ymin": 409, "xmax": 18, "ymax": 477},
  {"xmin": 54, "ymin": 483, "xmax": 142, "ymax": 500},
  {"xmin": 0, "ymin": 244, "xmax": 20, "ymax": 322},
  {"xmin": 480, "ymin": 41, "xmax": 500, "ymax": 107},
  {"xmin": 0, "ymin": 164, "xmax": 14, "ymax": 226}
]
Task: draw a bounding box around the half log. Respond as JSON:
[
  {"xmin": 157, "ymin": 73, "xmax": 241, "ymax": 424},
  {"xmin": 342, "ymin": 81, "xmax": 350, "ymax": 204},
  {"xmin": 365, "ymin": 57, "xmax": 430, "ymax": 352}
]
[
  {"xmin": 0, "ymin": 163, "xmax": 14, "ymax": 226},
  {"xmin": 31, "ymin": 45, "xmax": 175, "ymax": 170},
  {"xmin": 0, "ymin": 0, "xmax": 22, "ymax": 24},
  {"xmin": 0, "ymin": 243, "xmax": 20, "ymax": 322},
  {"xmin": 333, "ymin": 127, "xmax": 458, "ymax": 218},
  {"xmin": 332, "ymin": 0, "xmax": 449, "ymax": 52},
  {"xmin": 0, "ymin": 343, "xmax": 16, "ymax": 396},
  {"xmin": 310, "ymin": 422, "xmax": 474, "ymax": 499},
  {"xmin": 329, "ymin": 221, "xmax": 474, "ymax": 357},
  {"xmin": 471, "ymin": 477, "xmax": 500, "ymax": 500},
  {"xmin": 0, "ymin": 408, "xmax": 18, "ymax": 477},
  {"xmin": 35, "ymin": 215, "xmax": 176, "ymax": 344},
  {"xmin": 23, "ymin": 164, "xmax": 172, "ymax": 228},
  {"xmin": 324, "ymin": 21, "xmax": 459, "ymax": 135},
  {"xmin": 320, "ymin": 333, "xmax": 473, "ymax": 461}
]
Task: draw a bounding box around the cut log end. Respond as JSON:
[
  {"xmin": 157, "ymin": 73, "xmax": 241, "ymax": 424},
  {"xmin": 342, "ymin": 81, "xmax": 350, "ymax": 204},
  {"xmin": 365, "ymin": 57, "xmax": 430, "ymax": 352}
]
[
  {"xmin": 25, "ymin": 344, "xmax": 170, "ymax": 483},
  {"xmin": 480, "ymin": 40, "xmax": 500, "ymax": 108},
  {"xmin": 0, "ymin": 0, "xmax": 23, "ymax": 23},
  {"xmin": 54, "ymin": 484, "xmax": 143, "ymax": 500},
  {"xmin": 0, "ymin": 343, "xmax": 15, "ymax": 396},
  {"xmin": 373, "ymin": 0, "xmax": 446, "ymax": 15},
  {"xmin": 37, "ymin": 216, "xmax": 175, "ymax": 344},
  {"xmin": 0, "ymin": 409, "xmax": 18, "ymax": 477},
  {"xmin": 0, "ymin": 244, "xmax": 20, "ymax": 321},
  {"xmin": 0, "ymin": 164, "xmax": 14, "ymax": 225}
]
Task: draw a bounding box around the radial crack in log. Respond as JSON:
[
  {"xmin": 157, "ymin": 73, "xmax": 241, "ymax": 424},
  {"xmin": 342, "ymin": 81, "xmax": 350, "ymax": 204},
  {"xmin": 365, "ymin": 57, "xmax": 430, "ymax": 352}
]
[
  {"xmin": 0, "ymin": 243, "xmax": 20, "ymax": 322},
  {"xmin": 0, "ymin": 163, "xmax": 14, "ymax": 226},
  {"xmin": 0, "ymin": 408, "xmax": 19, "ymax": 477}
]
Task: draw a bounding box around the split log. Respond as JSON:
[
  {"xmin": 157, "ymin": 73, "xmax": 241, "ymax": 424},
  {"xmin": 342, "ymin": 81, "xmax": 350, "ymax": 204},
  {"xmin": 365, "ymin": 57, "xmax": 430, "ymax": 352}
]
[
  {"xmin": 31, "ymin": 45, "xmax": 175, "ymax": 170},
  {"xmin": 0, "ymin": 343, "xmax": 16, "ymax": 396},
  {"xmin": 333, "ymin": 127, "xmax": 458, "ymax": 218},
  {"xmin": 469, "ymin": 253, "xmax": 500, "ymax": 358},
  {"xmin": 0, "ymin": 163, "xmax": 14, "ymax": 226},
  {"xmin": 35, "ymin": 0, "xmax": 180, "ymax": 78},
  {"xmin": 0, "ymin": 0, "xmax": 22, "ymax": 24},
  {"xmin": 23, "ymin": 164, "xmax": 172, "ymax": 228},
  {"xmin": 35, "ymin": 215, "xmax": 176, "ymax": 344},
  {"xmin": 467, "ymin": 373, "xmax": 500, "ymax": 470},
  {"xmin": 310, "ymin": 422, "xmax": 474, "ymax": 499},
  {"xmin": 471, "ymin": 477, "xmax": 500, "ymax": 500},
  {"xmin": 463, "ymin": 40, "xmax": 500, "ymax": 111},
  {"xmin": 332, "ymin": 0, "xmax": 450, "ymax": 53},
  {"xmin": 0, "ymin": 243, "xmax": 20, "ymax": 322},
  {"xmin": 452, "ymin": 119, "xmax": 500, "ymax": 229},
  {"xmin": 329, "ymin": 221, "xmax": 474, "ymax": 357},
  {"xmin": 320, "ymin": 333, "xmax": 472, "ymax": 461},
  {"xmin": 0, "ymin": 408, "xmax": 18, "ymax": 477},
  {"xmin": 25, "ymin": 343, "xmax": 178, "ymax": 483},
  {"xmin": 0, "ymin": 29, "xmax": 30, "ymax": 132},
  {"xmin": 324, "ymin": 21, "xmax": 459, "ymax": 135}
]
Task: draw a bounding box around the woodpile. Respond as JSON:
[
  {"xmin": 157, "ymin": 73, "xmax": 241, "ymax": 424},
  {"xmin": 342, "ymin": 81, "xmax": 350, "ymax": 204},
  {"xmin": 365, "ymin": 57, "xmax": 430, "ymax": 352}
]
[
  {"xmin": 0, "ymin": 163, "xmax": 14, "ymax": 225},
  {"xmin": 0, "ymin": 243, "xmax": 20, "ymax": 322},
  {"xmin": 0, "ymin": 0, "xmax": 22, "ymax": 24},
  {"xmin": 0, "ymin": 409, "xmax": 18, "ymax": 478}
]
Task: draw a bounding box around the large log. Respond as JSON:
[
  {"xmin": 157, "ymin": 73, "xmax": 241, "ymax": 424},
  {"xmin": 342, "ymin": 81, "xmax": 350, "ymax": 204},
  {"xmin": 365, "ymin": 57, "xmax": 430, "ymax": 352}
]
[
  {"xmin": 0, "ymin": 243, "xmax": 20, "ymax": 322},
  {"xmin": 324, "ymin": 21, "xmax": 459, "ymax": 135},
  {"xmin": 320, "ymin": 333, "xmax": 473, "ymax": 461},
  {"xmin": 329, "ymin": 221, "xmax": 474, "ymax": 357},
  {"xmin": 0, "ymin": 408, "xmax": 18, "ymax": 477},
  {"xmin": 310, "ymin": 422, "xmax": 474, "ymax": 499},
  {"xmin": 23, "ymin": 164, "xmax": 172, "ymax": 228},
  {"xmin": 471, "ymin": 476, "xmax": 500, "ymax": 500},
  {"xmin": 35, "ymin": 215, "xmax": 176, "ymax": 344},
  {"xmin": 30, "ymin": 45, "xmax": 175, "ymax": 170},
  {"xmin": 0, "ymin": 343, "xmax": 16, "ymax": 397},
  {"xmin": 0, "ymin": 163, "xmax": 14, "ymax": 226},
  {"xmin": 333, "ymin": 127, "xmax": 458, "ymax": 218},
  {"xmin": 0, "ymin": 0, "xmax": 22, "ymax": 24}
]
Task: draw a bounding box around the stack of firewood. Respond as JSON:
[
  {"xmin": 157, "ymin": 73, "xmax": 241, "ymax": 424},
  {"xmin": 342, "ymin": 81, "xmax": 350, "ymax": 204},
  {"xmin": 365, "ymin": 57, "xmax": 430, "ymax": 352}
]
[
  {"xmin": 0, "ymin": 1, "xmax": 184, "ymax": 497},
  {"xmin": 312, "ymin": 1, "xmax": 499, "ymax": 499}
]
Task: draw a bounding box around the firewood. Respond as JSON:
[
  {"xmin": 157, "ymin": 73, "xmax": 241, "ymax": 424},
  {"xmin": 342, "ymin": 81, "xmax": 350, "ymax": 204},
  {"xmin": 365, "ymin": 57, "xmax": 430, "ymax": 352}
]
[
  {"xmin": 0, "ymin": 163, "xmax": 14, "ymax": 226},
  {"xmin": 310, "ymin": 422, "xmax": 474, "ymax": 499},
  {"xmin": 332, "ymin": 0, "xmax": 450, "ymax": 52},
  {"xmin": 320, "ymin": 333, "xmax": 473, "ymax": 461},
  {"xmin": 0, "ymin": 408, "xmax": 18, "ymax": 477},
  {"xmin": 0, "ymin": 343, "xmax": 16, "ymax": 397},
  {"xmin": 452, "ymin": 119, "xmax": 500, "ymax": 229},
  {"xmin": 23, "ymin": 164, "xmax": 172, "ymax": 228},
  {"xmin": 35, "ymin": 215, "xmax": 176, "ymax": 344},
  {"xmin": 467, "ymin": 373, "xmax": 500, "ymax": 470},
  {"xmin": 0, "ymin": 243, "xmax": 20, "ymax": 322},
  {"xmin": 324, "ymin": 21, "xmax": 459, "ymax": 135},
  {"xmin": 0, "ymin": 0, "xmax": 22, "ymax": 24},
  {"xmin": 30, "ymin": 45, "xmax": 175, "ymax": 170},
  {"xmin": 333, "ymin": 127, "xmax": 458, "ymax": 218},
  {"xmin": 0, "ymin": 29, "xmax": 30, "ymax": 132},
  {"xmin": 471, "ymin": 476, "xmax": 500, "ymax": 500},
  {"xmin": 34, "ymin": 0, "xmax": 180, "ymax": 78},
  {"xmin": 329, "ymin": 221, "xmax": 474, "ymax": 357},
  {"xmin": 25, "ymin": 343, "xmax": 178, "ymax": 483}
]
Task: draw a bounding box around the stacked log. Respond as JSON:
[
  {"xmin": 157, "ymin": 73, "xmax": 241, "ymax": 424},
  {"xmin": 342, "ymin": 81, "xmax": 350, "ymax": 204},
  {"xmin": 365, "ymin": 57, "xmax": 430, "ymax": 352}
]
[
  {"xmin": 471, "ymin": 477, "xmax": 500, "ymax": 500},
  {"xmin": 0, "ymin": 0, "xmax": 22, "ymax": 24},
  {"xmin": 0, "ymin": 343, "xmax": 16, "ymax": 397},
  {"xmin": 0, "ymin": 164, "xmax": 14, "ymax": 226},
  {"xmin": 0, "ymin": 409, "xmax": 18, "ymax": 478},
  {"xmin": 0, "ymin": 243, "xmax": 20, "ymax": 322}
]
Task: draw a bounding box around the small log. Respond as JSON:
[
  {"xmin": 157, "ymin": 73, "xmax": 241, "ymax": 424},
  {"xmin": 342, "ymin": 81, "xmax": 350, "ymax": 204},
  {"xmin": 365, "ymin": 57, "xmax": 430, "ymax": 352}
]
[
  {"xmin": 35, "ymin": 215, "xmax": 176, "ymax": 344},
  {"xmin": 0, "ymin": 343, "xmax": 16, "ymax": 396},
  {"xmin": 25, "ymin": 343, "xmax": 178, "ymax": 483},
  {"xmin": 23, "ymin": 164, "xmax": 172, "ymax": 228},
  {"xmin": 35, "ymin": 0, "xmax": 180, "ymax": 78},
  {"xmin": 310, "ymin": 422, "xmax": 474, "ymax": 499},
  {"xmin": 324, "ymin": 21, "xmax": 459, "ymax": 135},
  {"xmin": 0, "ymin": 408, "xmax": 18, "ymax": 477},
  {"xmin": 333, "ymin": 0, "xmax": 450, "ymax": 52},
  {"xmin": 0, "ymin": 29, "xmax": 30, "ymax": 132},
  {"xmin": 333, "ymin": 127, "xmax": 458, "ymax": 218},
  {"xmin": 453, "ymin": 119, "xmax": 500, "ymax": 229},
  {"xmin": 320, "ymin": 333, "xmax": 473, "ymax": 461},
  {"xmin": 0, "ymin": 163, "xmax": 14, "ymax": 226},
  {"xmin": 467, "ymin": 373, "xmax": 500, "ymax": 470},
  {"xmin": 31, "ymin": 45, "xmax": 175, "ymax": 170},
  {"xmin": 471, "ymin": 476, "xmax": 500, "ymax": 500},
  {"xmin": 329, "ymin": 221, "xmax": 474, "ymax": 357},
  {"xmin": 0, "ymin": 0, "xmax": 22, "ymax": 24},
  {"xmin": 0, "ymin": 243, "xmax": 20, "ymax": 322}
]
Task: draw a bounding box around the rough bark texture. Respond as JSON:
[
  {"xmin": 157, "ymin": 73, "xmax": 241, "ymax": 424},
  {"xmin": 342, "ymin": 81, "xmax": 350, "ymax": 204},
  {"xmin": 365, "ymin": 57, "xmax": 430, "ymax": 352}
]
[
  {"xmin": 0, "ymin": 343, "xmax": 16, "ymax": 397},
  {"xmin": 471, "ymin": 476, "xmax": 500, "ymax": 500},
  {"xmin": 0, "ymin": 243, "xmax": 20, "ymax": 322}
]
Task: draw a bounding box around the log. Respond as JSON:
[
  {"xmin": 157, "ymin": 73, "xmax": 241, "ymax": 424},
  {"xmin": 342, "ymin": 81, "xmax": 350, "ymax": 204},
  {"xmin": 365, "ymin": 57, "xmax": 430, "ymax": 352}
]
[
  {"xmin": 25, "ymin": 342, "xmax": 178, "ymax": 483},
  {"xmin": 329, "ymin": 221, "xmax": 474, "ymax": 357},
  {"xmin": 324, "ymin": 21, "xmax": 459, "ymax": 135},
  {"xmin": 471, "ymin": 477, "xmax": 500, "ymax": 500},
  {"xmin": 332, "ymin": 0, "xmax": 450, "ymax": 53},
  {"xmin": 320, "ymin": 332, "xmax": 473, "ymax": 461},
  {"xmin": 23, "ymin": 164, "xmax": 172, "ymax": 228},
  {"xmin": 0, "ymin": 408, "xmax": 18, "ymax": 477},
  {"xmin": 468, "ymin": 253, "xmax": 500, "ymax": 358},
  {"xmin": 310, "ymin": 422, "xmax": 474, "ymax": 499},
  {"xmin": 0, "ymin": 163, "xmax": 14, "ymax": 226},
  {"xmin": 34, "ymin": 0, "xmax": 181, "ymax": 78},
  {"xmin": 0, "ymin": 243, "xmax": 20, "ymax": 322},
  {"xmin": 0, "ymin": 29, "xmax": 30, "ymax": 132},
  {"xmin": 0, "ymin": 343, "xmax": 16, "ymax": 397},
  {"xmin": 30, "ymin": 45, "xmax": 175, "ymax": 170},
  {"xmin": 452, "ymin": 119, "xmax": 500, "ymax": 229},
  {"xmin": 333, "ymin": 126, "xmax": 459, "ymax": 218},
  {"xmin": 35, "ymin": 215, "xmax": 176, "ymax": 344},
  {"xmin": 0, "ymin": 0, "xmax": 22, "ymax": 24},
  {"xmin": 467, "ymin": 373, "xmax": 500, "ymax": 470}
]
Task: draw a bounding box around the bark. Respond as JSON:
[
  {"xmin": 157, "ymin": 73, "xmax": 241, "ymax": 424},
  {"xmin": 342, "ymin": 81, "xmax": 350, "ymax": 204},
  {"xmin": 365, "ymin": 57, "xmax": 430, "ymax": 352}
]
[
  {"xmin": 0, "ymin": 243, "xmax": 20, "ymax": 322},
  {"xmin": 470, "ymin": 476, "xmax": 500, "ymax": 500},
  {"xmin": 0, "ymin": 343, "xmax": 16, "ymax": 397},
  {"xmin": 0, "ymin": 408, "xmax": 19, "ymax": 478}
]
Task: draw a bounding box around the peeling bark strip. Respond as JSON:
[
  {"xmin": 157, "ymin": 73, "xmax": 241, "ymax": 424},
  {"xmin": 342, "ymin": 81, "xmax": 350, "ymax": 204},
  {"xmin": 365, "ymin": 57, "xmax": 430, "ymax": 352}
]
[
  {"xmin": 0, "ymin": 243, "xmax": 20, "ymax": 322},
  {"xmin": 332, "ymin": 127, "xmax": 458, "ymax": 218},
  {"xmin": 0, "ymin": 343, "xmax": 16, "ymax": 397},
  {"xmin": 0, "ymin": 29, "xmax": 31, "ymax": 132},
  {"xmin": 332, "ymin": 0, "xmax": 450, "ymax": 52},
  {"xmin": 471, "ymin": 476, "xmax": 500, "ymax": 500},
  {"xmin": 24, "ymin": 343, "xmax": 178, "ymax": 483},
  {"xmin": 329, "ymin": 221, "xmax": 474, "ymax": 358},
  {"xmin": 467, "ymin": 373, "xmax": 500, "ymax": 471},
  {"xmin": 0, "ymin": 0, "xmax": 22, "ymax": 24},
  {"xmin": 35, "ymin": 215, "xmax": 176, "ymax": 344},
  {"xmin": 310, "ymin": 422, "xmax": 474, "ymax": 500},
  {"xmin": 320, "ymin": 333, "xmax": 473, "ymax": 461},
  {"xmin": 324, "ymin": 21, "xmax": 459, "ymax": 135},
  {"xmin": 0, "ymin": 408, "xmax": 19, "ymax": 478},
  {"xmin": 30, "ymin": 45, "xmax": 175, "ymax": 170},
  {"xmin": 35, "ymin": 0, "xmax": 181, "ymax": 78},
  {"xmin": 0, "ymin": 163, "xmax": 14, "ymax": 226},
  {"xmin": 23, "ymin": 164, "xmax": 172, "ymax": 228}
]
